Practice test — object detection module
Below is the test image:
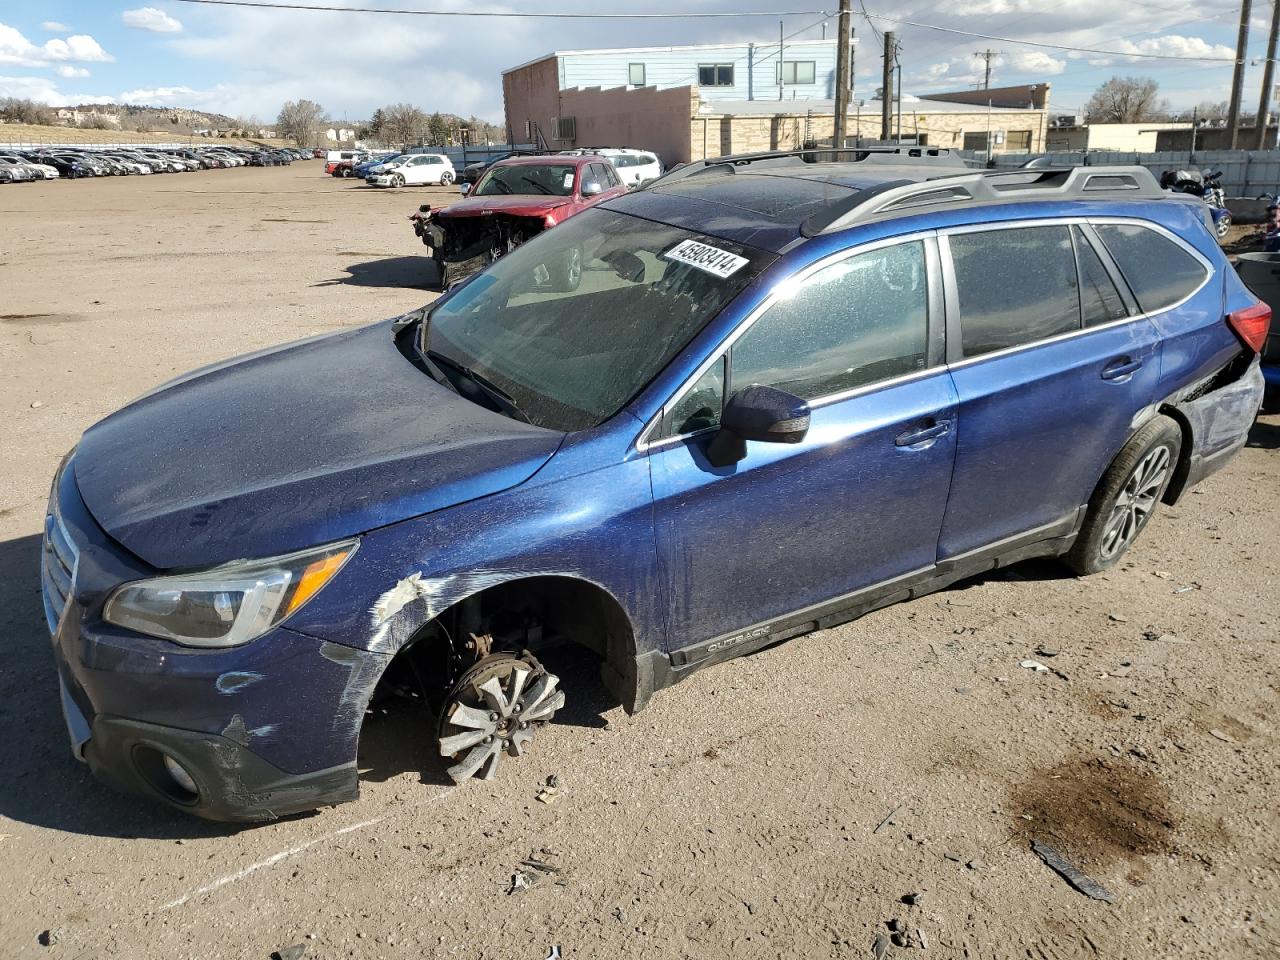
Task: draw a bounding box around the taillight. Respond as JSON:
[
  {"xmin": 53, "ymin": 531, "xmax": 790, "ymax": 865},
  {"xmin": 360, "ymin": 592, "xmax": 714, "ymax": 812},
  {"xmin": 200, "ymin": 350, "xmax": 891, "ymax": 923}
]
[{"xmin": 1227, "ymin": 301, "xmax": 1272, "ymax": 352}]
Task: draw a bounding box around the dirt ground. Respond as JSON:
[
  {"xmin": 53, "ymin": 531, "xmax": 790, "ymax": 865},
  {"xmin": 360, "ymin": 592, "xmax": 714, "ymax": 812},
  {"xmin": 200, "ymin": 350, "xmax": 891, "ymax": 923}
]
[{"xmin": 1, "ymin": 166, "xmax": 1278, "ymax": 960}]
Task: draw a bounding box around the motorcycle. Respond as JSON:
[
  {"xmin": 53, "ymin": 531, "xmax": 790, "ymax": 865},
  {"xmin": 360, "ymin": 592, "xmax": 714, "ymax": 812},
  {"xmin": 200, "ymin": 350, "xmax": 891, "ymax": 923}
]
[{"xmin": 1160, "ymin": 169, "xmax": 1232, "ymax": 240}]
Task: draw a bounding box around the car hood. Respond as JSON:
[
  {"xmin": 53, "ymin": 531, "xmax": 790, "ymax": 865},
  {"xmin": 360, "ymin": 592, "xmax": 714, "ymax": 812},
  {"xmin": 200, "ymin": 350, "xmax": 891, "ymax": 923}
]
[
  {"xmin": 73, "ymin": 322, "xmax": 564, "ymax": 570},
  {"xmin": 439, "ymin": 195, "xmax": 575, "ymax": 218}
]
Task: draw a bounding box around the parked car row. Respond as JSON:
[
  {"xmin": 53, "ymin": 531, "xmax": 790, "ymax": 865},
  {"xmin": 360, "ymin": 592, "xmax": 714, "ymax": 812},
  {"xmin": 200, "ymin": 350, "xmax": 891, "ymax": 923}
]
[{"xmin": 0, "ymin": 145, "xmax": 312, "ymax": 182}]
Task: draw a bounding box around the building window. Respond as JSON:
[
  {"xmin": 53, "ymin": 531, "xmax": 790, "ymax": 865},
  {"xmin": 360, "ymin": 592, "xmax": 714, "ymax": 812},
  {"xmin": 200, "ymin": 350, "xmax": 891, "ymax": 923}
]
[
  {"xmin": 698, "ymin": 63, "xmax": 735, "ymax": 87},
  {"xmin": 629, "ymin": 63, "xmax": 646, "ymax": 86},
  {"xmin": 1006, "ymin": 130, "xmax": 1032, "ymax": 151},
  {"xmin": 776, "ymin": 60, "xmax": 817, "ymax": 85},
  {"xmin": 962, "ymin": 132, "xmax": 989, "ymax": 152}
]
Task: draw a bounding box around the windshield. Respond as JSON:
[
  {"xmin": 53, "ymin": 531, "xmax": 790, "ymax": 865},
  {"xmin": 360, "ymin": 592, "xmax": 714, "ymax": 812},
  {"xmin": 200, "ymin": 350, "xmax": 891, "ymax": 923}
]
[
  {"xmin": 474, "ymin": 163, "xmax": 578, "ymax": 197},
  {"xmin": 421, "ymin": 208, "xmax": 773, "ymax": 431}
]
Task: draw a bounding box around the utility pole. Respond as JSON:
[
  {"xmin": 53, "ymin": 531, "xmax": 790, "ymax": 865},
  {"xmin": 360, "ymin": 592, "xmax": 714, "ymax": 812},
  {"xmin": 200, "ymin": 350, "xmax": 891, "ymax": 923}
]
[
  {"xmin": 833, "ymin": 0, "xmax": 852, "ymax": 150},
  {"xmin": 779, "ymin": 20, "xmax": 785, "ymax": 101},
  {"xmin": 1257, "ymin": 0, "xmax": 1280, "ymax": 149},
  {"xmin": 881, "ymin": 31, "xmax": 895, "ymax": 141},
  {"xmin": 973, "ymin": 49, "xmax": 1000, "ymax": 90},
  {"xmin": 1227, "ymin": 0, "xmax": 1253, "ymax": 148}
]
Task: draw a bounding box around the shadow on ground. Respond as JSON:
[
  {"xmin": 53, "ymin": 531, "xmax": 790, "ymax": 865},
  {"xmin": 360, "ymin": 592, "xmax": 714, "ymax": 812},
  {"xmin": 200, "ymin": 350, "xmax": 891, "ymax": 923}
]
[
  {"xmin": 316, "ymin": 257, "xmax": 438, "ymax": 290},
  {"xmin": 1247, "ymin": 415, "xmax": 1280, "ymax": 450}
]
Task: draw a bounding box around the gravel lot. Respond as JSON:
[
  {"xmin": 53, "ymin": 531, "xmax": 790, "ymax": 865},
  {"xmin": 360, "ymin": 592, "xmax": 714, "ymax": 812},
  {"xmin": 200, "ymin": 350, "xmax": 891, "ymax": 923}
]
[{"xmin": 1, "ymin": 165, "xmax": 1277, "ymax": 960}]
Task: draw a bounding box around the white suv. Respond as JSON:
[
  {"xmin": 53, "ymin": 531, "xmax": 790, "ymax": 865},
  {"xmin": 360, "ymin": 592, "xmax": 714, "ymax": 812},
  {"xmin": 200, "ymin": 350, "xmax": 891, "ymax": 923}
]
[
  {"xmin": 562, "ymin": 148, "xmax": 662, "ymax": 187},
  {"xmin": 369, "ymin": 153, "xmax": 455, "ymax": 188}
]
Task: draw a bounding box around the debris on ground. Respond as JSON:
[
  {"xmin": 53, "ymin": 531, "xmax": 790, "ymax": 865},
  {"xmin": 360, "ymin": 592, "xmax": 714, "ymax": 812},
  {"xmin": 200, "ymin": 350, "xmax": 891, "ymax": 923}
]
[
  {"xmin": 872, "ymin": 932, "xmax": 891, "ymax": 959},
  {"xmin": 966, "ymin": 859, "xmax": 985, "ymax": 871},
  {"xmin": 943, "ymin": 852, "xmax": 961, "ymax": 862},
  {"xmin": 543, "ymin": 947, "xmax": 562, "ymax": 960},
  {"xmin": 872, "ymin": 804, "xmax": 902, "ymax": 834},
  {"xmin": 536, "ymin": 773, "xmax": 562, "ymax": 804},
  {"xmin": 508, "ymin": 870, "xmax": 534, "ymax": 895},
  {"xmin": 1173, "ymin": 584, "xmax": 1200, "ymax": 594},
  {"xmin": 1209, "ymin": 728, "xmax": 1237, "ymax": 744},
  {"xmin": 1035, "ymin": 646, "xmax": 1059, "ymax": 658},
  {"xmin": 521, "ymin": 857, "xmax": 562, "ymax": 875},
  {"xmin": 271, "ymin": 945, "xmax": 306, "ymax": 960},
  {"xmin": 1107, "ymin": 613, "xmax": 1128, "ymax": 623},
  {"xmin": 900, "ymin": 892, "xmax": 920, "ymax": 906},
  {"xmin": 546, "ymin": 773, "xmax": 562, "ymax": 789},
  {"xmin": 917, "ymin": 927, "xmax": 929, "ymax": 949},
  {"xmin": 1030, "ymin": 840, "xmax": 1116, "ymax": 903},
  {"xmin": 37, "ymin": 930, "xmax": 58, "ymax": 947},
  {"xmin": 1020, "ymin": 659, "xmax": 1050, "ymax": 673}
]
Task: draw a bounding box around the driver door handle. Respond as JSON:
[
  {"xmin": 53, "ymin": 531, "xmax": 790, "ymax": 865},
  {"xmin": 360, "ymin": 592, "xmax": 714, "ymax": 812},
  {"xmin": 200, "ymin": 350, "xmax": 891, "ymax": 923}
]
[
  {"xmin": 895, "ymin": 418, "xmax": 952, "ymax": 447},
  {"xmin": 1101, "ymin": 357, "xmax": 1144, "ymax": 381}
]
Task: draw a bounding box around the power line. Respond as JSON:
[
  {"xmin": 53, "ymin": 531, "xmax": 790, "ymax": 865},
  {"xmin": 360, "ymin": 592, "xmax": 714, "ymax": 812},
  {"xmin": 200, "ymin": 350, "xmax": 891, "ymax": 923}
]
[
  {"xmin": 166, "ymin": 0, "xmax": 828, "ymax": 17},
  {"xmin": 168, "ymin": 0, "xmax": 1244, "ymax": 64},
  {"xmin": 859, "ymin": 10, "xmax": 1240, "ymax": 62}
]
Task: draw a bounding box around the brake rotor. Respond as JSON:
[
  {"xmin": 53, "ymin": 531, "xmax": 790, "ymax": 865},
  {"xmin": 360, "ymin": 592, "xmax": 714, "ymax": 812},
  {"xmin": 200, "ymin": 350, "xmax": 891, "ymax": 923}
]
[{"xmin": 436, "ymin": 652, "xmax": 565, "ymax": 784}]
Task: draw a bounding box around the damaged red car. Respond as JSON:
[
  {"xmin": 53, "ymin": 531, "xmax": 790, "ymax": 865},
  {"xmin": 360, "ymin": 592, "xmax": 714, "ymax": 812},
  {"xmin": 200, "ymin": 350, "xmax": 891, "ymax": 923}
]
[{"xmin": 411, "ymin": 154, "xmax": 628, "ymax": 289}]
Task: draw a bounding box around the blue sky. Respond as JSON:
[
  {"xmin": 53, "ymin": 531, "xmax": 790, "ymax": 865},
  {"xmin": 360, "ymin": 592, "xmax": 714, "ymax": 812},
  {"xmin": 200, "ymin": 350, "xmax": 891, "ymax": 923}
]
[{"xmin": 0, "ymin": 1, "xmax": 1268, "ymax": 123}]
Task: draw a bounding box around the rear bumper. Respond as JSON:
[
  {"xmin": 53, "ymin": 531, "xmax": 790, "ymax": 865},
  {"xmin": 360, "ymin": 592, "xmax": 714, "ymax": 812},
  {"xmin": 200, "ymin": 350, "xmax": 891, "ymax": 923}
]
[{"xmin": 1178, "ymin": 354, "xmax": 1265, "ymax": 492}]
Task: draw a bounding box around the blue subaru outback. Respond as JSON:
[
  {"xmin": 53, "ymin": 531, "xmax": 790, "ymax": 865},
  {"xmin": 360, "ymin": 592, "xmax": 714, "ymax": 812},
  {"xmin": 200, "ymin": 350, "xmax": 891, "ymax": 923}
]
[{"xmin": 43, "ymin": 149, "xmax": 1268, "ymax": 820}]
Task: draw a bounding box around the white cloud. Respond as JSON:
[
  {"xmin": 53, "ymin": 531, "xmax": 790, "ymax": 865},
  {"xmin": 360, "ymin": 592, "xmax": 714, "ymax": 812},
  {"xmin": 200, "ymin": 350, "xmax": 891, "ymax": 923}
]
[
  {"xmin": 0, "ymin": 74, "xmax": 115, "ymax": 107},
  {"xmin": 122, "ymin": 7, "xmax": 184, "ymax": 34},
  {"xmin": 41, "ymin": 21, "xmax": 70, "ymax": 33},
  {"xmin": 120, "ymin": 85, "xmax": 198, "ymax": 103},
  {"xmin": 56, "ymin": 65, "xmax": 90, "ymax": 78},
  {"xmin": 0, "ymin": 23, "xmax": 113, "ymax": 67}
]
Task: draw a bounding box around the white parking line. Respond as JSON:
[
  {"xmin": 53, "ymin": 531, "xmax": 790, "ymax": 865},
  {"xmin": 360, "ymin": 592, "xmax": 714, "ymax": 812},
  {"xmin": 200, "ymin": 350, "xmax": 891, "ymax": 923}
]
[{"xmin": 161, "ymin": 791, "xmax": 451, "ymax": 910}]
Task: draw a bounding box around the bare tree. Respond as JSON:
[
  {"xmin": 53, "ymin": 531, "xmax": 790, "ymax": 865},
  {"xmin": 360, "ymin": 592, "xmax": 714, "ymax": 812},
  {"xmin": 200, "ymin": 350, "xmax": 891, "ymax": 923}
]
[
  {"xmin": 0, "ymin": 97, "xmax": 54, "ymax": 125},
  {"xmin": 380, "ymin": 103, "xmax": 426, "ymax": 147},
  {"xmin": 1194, "ymin": 99, "xmax": 1230, "ymax": 120},
  {"xmin": 1084, "ymin": 76, "xmax": 1169, "ymax": 123},
  {"xmin": 276, "ymin": 99, "xmax": 325, "ymax": 146}
]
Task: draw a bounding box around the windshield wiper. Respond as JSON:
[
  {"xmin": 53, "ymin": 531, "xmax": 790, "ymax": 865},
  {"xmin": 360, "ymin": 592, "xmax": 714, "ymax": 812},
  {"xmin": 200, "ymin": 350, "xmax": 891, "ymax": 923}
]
[
  {"xmin": 520, "ymin": 176, "xmax": 553, "ymax": 195},
  {"xmin": 425, "ymin": 349, "xmax": 532, "ymax": 424}
]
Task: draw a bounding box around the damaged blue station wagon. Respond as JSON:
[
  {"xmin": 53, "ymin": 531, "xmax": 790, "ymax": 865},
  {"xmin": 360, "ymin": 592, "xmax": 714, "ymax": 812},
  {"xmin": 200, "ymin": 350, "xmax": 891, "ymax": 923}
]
[{"xmin": 44, "ymin": 149, "xmax": 1268, "ymax": 820}]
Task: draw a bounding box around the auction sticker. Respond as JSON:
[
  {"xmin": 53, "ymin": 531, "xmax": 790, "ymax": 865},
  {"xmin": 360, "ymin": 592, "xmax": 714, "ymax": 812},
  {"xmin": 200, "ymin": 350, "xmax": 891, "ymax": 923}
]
[{"xmin": 663, "ymin": 239, "xmax": 749, "ymax": 278}]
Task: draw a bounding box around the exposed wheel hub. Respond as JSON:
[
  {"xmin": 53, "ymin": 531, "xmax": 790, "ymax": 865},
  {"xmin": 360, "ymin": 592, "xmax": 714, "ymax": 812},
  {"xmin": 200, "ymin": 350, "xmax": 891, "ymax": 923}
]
[{"xmin": 437, "ymin": 652, "xmax": 565, "ymax": 784}]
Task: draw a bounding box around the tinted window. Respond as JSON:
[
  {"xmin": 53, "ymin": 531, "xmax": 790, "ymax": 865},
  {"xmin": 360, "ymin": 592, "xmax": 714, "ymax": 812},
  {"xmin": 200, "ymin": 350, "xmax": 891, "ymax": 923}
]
[
  {"xmin": 1094, "ymin": 223, "xmax": 1208, "ymax": 314},
  {"xmin": 731, "ymin": 241, "xmax": 929, "ymax": 401},
  {"xmin": 668, "ymin": 356, "xmax": 725, "ymax": 436},
  {"xmin": 698, "ymin": 64, "xmax": 734, "ymax": 86},
  {"xmin": 1073, "ymin": 226, "xmax": 1128, "ymax": 327},
  {"xmin": 950, "ymin": 226, "xmax": 1079, "ymax": 358}
]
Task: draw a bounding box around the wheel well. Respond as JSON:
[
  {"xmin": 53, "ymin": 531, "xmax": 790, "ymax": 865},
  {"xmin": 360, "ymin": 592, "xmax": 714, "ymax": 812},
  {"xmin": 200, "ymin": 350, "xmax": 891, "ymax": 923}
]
[
  {"xmin": 1156, "ymin": 404, "xmax": 1194, "ymax": 505},
  {"xmin": 369, "ymin": 575, "xmax": 639, "ymax": 718}
]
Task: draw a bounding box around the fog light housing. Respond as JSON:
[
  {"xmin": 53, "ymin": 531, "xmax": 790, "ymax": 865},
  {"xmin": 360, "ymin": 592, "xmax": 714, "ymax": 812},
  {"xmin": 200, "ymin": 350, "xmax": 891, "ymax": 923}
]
[{"xmin": 163, "ymin": 754, "xmax": 199, "ymax": 797}]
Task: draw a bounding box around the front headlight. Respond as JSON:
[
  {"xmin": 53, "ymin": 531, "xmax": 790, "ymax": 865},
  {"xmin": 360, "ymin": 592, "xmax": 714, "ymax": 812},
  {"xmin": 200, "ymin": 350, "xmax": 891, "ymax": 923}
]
[{"xmin": 103, "ymin": 540, "xmax": 357, "ymax": 648}]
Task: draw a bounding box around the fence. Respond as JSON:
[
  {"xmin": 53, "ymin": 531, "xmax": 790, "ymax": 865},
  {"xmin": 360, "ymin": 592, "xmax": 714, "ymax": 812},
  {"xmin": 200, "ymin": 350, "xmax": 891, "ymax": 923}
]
[{"xmin": 964, "ymin": 148, "xmax": 1280, "ymax": 198}]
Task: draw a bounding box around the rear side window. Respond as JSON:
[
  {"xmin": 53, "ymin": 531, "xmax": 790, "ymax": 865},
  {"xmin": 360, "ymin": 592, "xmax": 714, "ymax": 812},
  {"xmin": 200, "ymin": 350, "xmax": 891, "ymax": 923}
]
[
  {"xmin": 950, "ymin": 225, "xmax": 1079, "ymax": 358},
  {"xmin": 1093, "ymin": 223, "xmax": 1209, "ymax": 314},
  {"xmin": 731, "ymin": 240, "xmax": 929, "ymax": 401},
  {"xmin": 1073, "ymin": 226, "xmax": 1128, "ymax": 327}
]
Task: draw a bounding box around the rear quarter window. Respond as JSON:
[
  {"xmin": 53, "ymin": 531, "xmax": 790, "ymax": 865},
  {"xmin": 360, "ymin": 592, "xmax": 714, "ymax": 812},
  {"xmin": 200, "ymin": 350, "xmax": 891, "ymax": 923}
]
[{"xmin": 1094, "ymin": 223, "xmax": 1209, "ymax": 314}]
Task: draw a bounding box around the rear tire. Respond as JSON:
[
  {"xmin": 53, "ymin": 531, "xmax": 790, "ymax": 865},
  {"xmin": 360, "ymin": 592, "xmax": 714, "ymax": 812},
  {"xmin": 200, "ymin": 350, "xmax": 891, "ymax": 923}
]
[
  {"xmin": 1215, "ymin": 210, "xmax": 1233, "ymax": 240},
  {"xmin": 440, "ymin": 170, "xmax": 455, "ymax": 186},
  {"xmin": 1065, "ymin": 415, "xmax": 1182, "ymax": 575}
]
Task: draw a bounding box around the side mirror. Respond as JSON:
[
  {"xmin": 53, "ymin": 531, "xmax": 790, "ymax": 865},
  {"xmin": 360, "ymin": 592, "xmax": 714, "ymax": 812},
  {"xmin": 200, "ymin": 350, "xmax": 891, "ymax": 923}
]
[
  {"xmin": 707, "ymin": 385, "xmax": 810, "ymax": 467},
  {"xmin": 460, "ymin": 182, "xmax": 471, "ymax": 195},
  {"xmin": 581, "ymin": 180, "xmax": 603, "ymax": 197},
  {"xmin": 418, "ymin": 203, "xmax": 432, "ymax": 214}
]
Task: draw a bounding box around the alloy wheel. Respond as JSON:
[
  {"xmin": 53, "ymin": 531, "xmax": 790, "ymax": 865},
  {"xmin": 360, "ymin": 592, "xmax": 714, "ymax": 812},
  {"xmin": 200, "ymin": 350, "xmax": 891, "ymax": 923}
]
[
  {"xmin": 1099, "ymin": 445, "xmax": 1170, "ymax": 560},
  {"xmin": 437, "ymin": 653, "xmax": 565, "ymax": 783}
]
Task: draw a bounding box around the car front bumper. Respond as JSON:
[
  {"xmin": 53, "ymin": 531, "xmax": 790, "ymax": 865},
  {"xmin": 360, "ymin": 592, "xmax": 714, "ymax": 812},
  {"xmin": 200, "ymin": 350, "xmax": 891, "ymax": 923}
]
[{"xmin": 42, "ymin": 457, "xmax": 380, "ymax": 821}]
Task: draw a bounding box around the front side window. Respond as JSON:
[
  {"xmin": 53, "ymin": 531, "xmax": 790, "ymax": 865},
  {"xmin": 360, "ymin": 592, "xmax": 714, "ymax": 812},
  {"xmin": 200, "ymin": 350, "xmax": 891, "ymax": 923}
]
[
  {"xmin": 1094, "ymin": 223, "xmax": 1209, "ymax": 314},
  {"xmin": 423, "ymin": 210, "xmax": 773, "ymax": 431},
  {"xmin": 629, "ymin": 63, "xmax": 646, "ymax": 86},
  {"xmin": 474, "ymin": 163, "xmax": 578, "ymax": 197},
  {"xmin": 698, "ymin": 63, "xmax": 735, "ymax": 87},
  {"xmin": 731, "ymin": 240, "xmax": 930, "ymax": 401},
  {"xmin": 668, "ymin": 356, "xmax": 725, "ymax": 436},
  {"xmin": 950, "ymin": 225, "xmax": 1080, "ymax": 358},
  {"xmin": 777, "ymin": 60, "xmax": 817, "ymax": 85}
]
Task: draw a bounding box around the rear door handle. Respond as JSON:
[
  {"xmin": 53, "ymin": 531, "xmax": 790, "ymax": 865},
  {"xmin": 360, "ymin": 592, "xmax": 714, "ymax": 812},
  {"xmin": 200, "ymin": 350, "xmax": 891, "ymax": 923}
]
[
  {"xmin": 895, "ymin": 419, "xmax": 952, "ymax": 447},
  {"xmin": 1101, "ymin": 357, "xmax": 1144, "ymax": 381}
]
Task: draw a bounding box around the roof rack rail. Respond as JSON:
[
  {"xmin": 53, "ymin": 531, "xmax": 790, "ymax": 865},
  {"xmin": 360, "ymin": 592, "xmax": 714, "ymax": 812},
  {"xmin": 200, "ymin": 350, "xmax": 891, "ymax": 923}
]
[
  {"xmin": 800, "ymin": 165, "xmax": 1166, "ymax": 237},
  {"xmin": 648, "ymin": 145, "xmax": 966, "ymax": 188}
]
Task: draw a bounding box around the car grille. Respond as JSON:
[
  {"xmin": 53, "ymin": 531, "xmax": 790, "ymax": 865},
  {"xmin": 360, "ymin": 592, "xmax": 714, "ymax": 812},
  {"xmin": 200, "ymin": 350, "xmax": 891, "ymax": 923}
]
[{"xmin": 41, "ymin": 493, "xmax": 79, "ymax": 634}]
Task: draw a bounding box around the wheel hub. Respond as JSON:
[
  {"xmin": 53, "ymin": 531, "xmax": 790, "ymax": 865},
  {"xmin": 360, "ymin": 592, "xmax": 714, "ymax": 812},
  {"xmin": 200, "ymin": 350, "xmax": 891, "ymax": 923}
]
[{"xmin": 437, "ymin": 653, "xmax": 565, "ymax": 784}]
